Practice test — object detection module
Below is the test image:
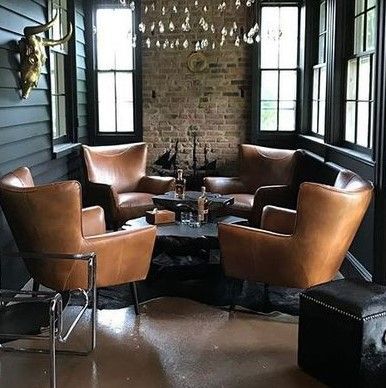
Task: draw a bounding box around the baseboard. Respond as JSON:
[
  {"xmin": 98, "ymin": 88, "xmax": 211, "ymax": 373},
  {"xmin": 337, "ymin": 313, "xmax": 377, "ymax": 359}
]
[{"xmin": 340, "ymin": 252, "xmax": 372, "ymax": 282}]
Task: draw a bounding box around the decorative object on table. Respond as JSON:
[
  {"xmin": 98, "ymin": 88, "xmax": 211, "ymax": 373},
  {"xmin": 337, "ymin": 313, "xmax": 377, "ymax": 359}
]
[
  {"xmin": 154, "ymin": 140, "xmax": 179, "ymax": 172},
  {"xmin": 118, "ymin": 0, "xmax": 261, "ymax": 51},
  {"xmin": 197, "ymin": 186, "xmax": 209, "ymax": 224},
  {"xmin": 298, "ymin": 279, "xmax": 386, "ymax": 388},
  {"xmin": 175, "ymin": 168, "xmax": 186, "ymax": 199},
  {"xmin": 19, "ymin": 12, "xmax": 73, "ymax": 99},
  {"xmin": 145, "ymin": 209, "xmax": 176, "ymax": 225},
  {"xmin": 187, "ymin": 51, "xmax": 208, "ymax": 73},
  {"xmin": 153, "ymin": 191, "xmax": 234, "ymax": 220},
  {"xmin": 199, "ymin": 144, "xmax": 217, "ymax": 171}
]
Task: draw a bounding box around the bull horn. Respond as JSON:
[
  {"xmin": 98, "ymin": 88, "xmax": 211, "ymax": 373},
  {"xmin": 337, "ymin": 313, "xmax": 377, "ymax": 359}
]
[
  {"xmin": 43, "ymin": 23, "xmax": 73, "ymax": 47},
  {"xmin": 23, "ymin": 11, "xmax": 58, "ymax": 37}
]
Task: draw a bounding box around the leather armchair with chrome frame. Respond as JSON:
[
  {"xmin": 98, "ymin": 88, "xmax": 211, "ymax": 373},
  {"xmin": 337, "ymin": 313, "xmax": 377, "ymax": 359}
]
[
  {"xmin": 219, "ymin": 170, "xmax": 373, "ymax": 310},
  {"xmin": 204, "ymin": 144, "xmax": 304, "ymax": 226},
  {"xmin": 82, "ymin": 143, "xmax": 175, "ymax": 229}
]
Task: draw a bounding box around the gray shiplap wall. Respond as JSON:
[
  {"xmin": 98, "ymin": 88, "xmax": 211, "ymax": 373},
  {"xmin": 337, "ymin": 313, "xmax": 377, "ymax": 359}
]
[{"xmin": 0, "ymin": 0, "xmax": 89, "ymax": 288}]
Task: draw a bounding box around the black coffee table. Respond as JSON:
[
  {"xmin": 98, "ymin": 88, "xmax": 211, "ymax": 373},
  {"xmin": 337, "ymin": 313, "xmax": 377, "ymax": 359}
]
[{"xmin": 122, "ymin": 215, "xmax": 246, "ymax": 238}]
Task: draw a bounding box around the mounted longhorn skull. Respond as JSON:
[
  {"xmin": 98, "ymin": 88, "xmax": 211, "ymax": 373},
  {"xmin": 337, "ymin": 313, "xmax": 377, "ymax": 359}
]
[{"xmin": 18, "ymin": 12, "xmax": 73, "ymax": 99}]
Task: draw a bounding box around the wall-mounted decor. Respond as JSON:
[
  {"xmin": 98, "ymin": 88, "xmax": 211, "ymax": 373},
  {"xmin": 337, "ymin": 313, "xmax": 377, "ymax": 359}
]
[
  {"xmin": 18, "ymin": 12, "xmax": 73, "ymax": 99},
  {"xmin": 187, "ymin": 51, "xmax": 208, "ymax": 73},
  {"xmin": 117, "ymin": 0, "xmax": 260, "ymax": 50}
]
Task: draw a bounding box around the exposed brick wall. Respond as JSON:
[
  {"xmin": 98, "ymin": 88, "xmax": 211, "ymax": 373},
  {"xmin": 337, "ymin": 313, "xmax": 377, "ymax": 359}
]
[{"xmin": 141, "ymin": 1, "xmax": 252, "ymax": 175}]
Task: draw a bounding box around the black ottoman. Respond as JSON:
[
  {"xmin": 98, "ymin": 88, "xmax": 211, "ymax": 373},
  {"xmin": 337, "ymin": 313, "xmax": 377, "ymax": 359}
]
[{"xmin": 298, "ymin": 279, "xmax": 386, "ymax": 388}]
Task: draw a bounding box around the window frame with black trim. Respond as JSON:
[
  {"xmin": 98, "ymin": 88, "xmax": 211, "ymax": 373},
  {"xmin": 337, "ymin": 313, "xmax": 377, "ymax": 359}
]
[
  {"xmin": 91, "ymin": 1, "xmax": 142, "ymax": 145},
  {"xmin": 343, "ymin": 0, "xmax": 377, "ymax": 153},
  {"xmin": 251, "ymin": 0, "xmax": 303, "ymax": 143},
  {"xmin": 49, "ymin": 0, "xmax": 79, "ymax": 155}
]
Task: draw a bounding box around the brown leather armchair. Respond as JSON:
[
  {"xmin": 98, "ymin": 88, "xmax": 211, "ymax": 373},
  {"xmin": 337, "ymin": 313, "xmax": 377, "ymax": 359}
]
[
  {"xmin": 82, "ymin": 143, "xmax": 175, "ymax": 229},
  {"xmin": 0, "ymin": 167, "xmax": 156, "ymax": 313},
  {"xmin": 219, "ymin": 170, "xmax": 373, "ymax": 298},
  {"xmin": 204, "ymin": 144, "xmax": 303, "ymax": 225}
]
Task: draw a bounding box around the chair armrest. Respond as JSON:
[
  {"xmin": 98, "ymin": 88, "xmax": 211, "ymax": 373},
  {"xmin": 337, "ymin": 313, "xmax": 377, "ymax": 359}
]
[
  {"xmin": 250, "ymin": 185, "xmax": 297, "ymax": 227},
  {"xmin": 137, "ymin": 176, "xmax": 175, "ymax": 195},
  {"xmin": 261, "ymin": 206, "xmax": 297, "ymax": 235},
  {"xmin": 219, "ymin": 223, "xmax": 295, "ymax": 285},
  {"xmin": 82, "ymin": 206, "xmax": 106, "ymax": 237},
  {"xmin": 84, "ymin": 226, "xmax": 156, "ymax": 287},
  {"xmin": 203, "ymin": 177, "xmax": 247, "ymax": 195}
]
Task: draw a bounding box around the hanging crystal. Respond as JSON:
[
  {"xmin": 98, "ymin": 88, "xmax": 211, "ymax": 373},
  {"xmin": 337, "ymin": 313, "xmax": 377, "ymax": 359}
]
[
  {"xmin": 159, "ymin": 21, "xmax": 165, "ymax": 33},
  {"xmin": 175, "ymin": 39, "xmax": 180, "ymax": 47},
  {"xmin": 132, "ymin": 34, "xmax": 137, "ymax": 47},
  {"xmin": 156, "ymin": 40, "xmax": 161, "ymax": 48},
  {"xmin": 151, "ymin": 22, "xmax": 155, "ymax": 32},
  {"xmin": 221, "ymin": 27, "xmax": 228, "ymax": 36},
  {"xmin": 246, "ymin": 0, "xmax": 252, "ymax": 6},
  {"xmin": 170, "ymin": 41, "xmax": 174, "ymax": 49},
  {"xmin": 235, "ymin": 36, "xmax": 240, "ymax": 47},
  {"xmin": 162, "ymin": 6, "xmax": 166, "ymax": 15},
  {"xmin": 144, "ymin": 5, "xmax": 148, "ymax": 14},
  {"xmin": 255, "ymin": 34, "xmax": 261, "ymax": 43},
  {"xmin": 163, "ymin": 39, "xmax": 170, "ymax": 49},
  {"xmin": 183, "ymin": 39, "xmax": 189, "ymax": 49},
  {"xmin": 169, "ymin": 21, "xmax": 175, "ymax": 32},
  {"xmin": 194, "ymin": 0, "xmax": 199, "ymax": 6},
  {"xmin": 173, "ymin": 5, "xmax": 178, "ymax": 13},
  {"xmin": 129, "ymin": 1, "xmax": 135, "ymax": 11},
  {"xmin": 212, "ymin": 41, "xmax": 216, "ymax": 49},
  {"xmin": 235, "ymin": 0, "xmax": 241, "ymax": 9},
  {"xmin": 138, "ymin": 22, "xmax": 146, "ymax": 33},
  {"xmin": 151, "ymin": 3, "xmax": 155, "ymax": 11},
  {"xmin": 211, "ymin": 24, "xmax": 216, "ymax": 33},
  {"xmin": 195, "ymin": 41, "xmax": 201, "ymax": 51},
  {"xmin": 203, "ymin": 5, "xmax": 208, "ymax": 12},
  {"xmin": 146, "ymin": 38, "xmax": 151, "ymax": 48}
]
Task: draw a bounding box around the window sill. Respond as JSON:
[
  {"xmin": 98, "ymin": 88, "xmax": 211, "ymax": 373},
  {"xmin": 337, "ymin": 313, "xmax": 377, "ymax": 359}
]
[
  {"xmin": 53, "ymin": 143, "xmax": 81, "ymax": 159},
  {"xmin": 298, "ymin": 134, "xmax": 375, "ymax": 167}
]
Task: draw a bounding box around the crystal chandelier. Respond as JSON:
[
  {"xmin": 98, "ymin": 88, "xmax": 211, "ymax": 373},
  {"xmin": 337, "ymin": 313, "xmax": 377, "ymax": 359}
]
[{"xmin": 118, "ymin": 0, "xmax": 260, "ymax": 50}]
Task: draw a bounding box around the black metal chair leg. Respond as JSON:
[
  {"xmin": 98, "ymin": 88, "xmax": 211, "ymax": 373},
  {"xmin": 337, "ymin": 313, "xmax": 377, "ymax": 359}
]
[
  {"xmin": 229, "ymin": 278, "xmax": 237, "ymax": 314},
  {"xmin": 262, "ymin": 283, "xmax": 271, "ymax": 313},
  {"xmin": 130, "ymin": 282, "xmax": 140, "ymax": 315},
  {"xmin": 32, "ymin": 279, "xmax": 40, "ymax": 292}
]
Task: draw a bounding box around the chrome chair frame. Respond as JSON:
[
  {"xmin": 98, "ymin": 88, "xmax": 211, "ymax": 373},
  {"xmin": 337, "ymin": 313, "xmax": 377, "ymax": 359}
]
[{"xmin": 0, "ymin": 251, "xmax": 97, "ymax": 388}]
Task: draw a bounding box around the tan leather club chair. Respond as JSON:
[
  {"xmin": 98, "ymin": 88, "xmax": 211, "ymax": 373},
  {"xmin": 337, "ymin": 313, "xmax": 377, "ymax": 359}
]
[
  {"xmin": 82, "ymin": 143, "xmax": 175, "ymax": 229},
  {"xmin": 204, "ymin": 144, "xmax": 303, "ymax": 225},
  {"xmin": 0, "ymin": 167, "xmax": 156, "ymax": 315},
  {"xmin": 219, "ymin": 170, "xmax": 373, "ymax": 309}
]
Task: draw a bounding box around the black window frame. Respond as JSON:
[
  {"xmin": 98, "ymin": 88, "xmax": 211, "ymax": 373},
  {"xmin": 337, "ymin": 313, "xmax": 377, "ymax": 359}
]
[
  {"xmin": 90, "ymin": 1, "xmax": 143, "ymax": 146},
  {"xmin": 48, "ymin": 0, "xmax": 78, "ymax": 150},
  {"xmin": 251, "ymin": 0, "xmax": 303, "ymax": 144}
]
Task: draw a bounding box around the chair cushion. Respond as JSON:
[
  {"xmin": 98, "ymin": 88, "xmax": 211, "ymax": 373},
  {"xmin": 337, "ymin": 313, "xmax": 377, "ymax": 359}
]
[
  {"xmin": 225, "ymin": 193, "xmax": 254, "ymax": 219},
  {"xmin": 117, "ymin": 192, "xmax": 155, "ymax": 223}
]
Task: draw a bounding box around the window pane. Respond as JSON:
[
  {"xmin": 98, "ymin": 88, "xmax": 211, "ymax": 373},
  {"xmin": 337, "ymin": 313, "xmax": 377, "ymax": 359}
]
[
  {"xmin": 357, "ymin": 102, "xmax": 369, "ymax": 147},
  {"xmin": 320, "ymin": 66, "xmax": 326, "ymax": 100},
  {"xmin": 318, "ymin": 101, "xmax": 325, "ymax": 135},
  {"xmin": 261, "ymin": 71, "xmax": 278, "ymax": 100},
  {"xmin": 367, "ymin": 0, "xmax": 376, "ymax": 9},
  {"xmin": 279, "ymin": 71, "xmax": 297, "ymax": 101},
  {"xmin": 58, "ymin": 95, "xmax": 67, "ymax": 138},
  {"xmin": 313, "ymin": 68, "xmax": 319, "ymax": 100},
  {"xmin": 354, "ymin": 15, "xmax": 364, "ymax": 54},
  {"xmin": 96, "ymin": 9, "xmax": 116, "ymax": 69},
  {"xmin": 115, "ymin": 9, "xmax": 133, "ymax": 70},
  {"xmin": 261, "ymin": 101, "xmax": 277, "ymax": 131},
  {"xmin": 319, "ymin": 1, "xmax": 326, "ymax": 33},
  {"xmin": 366, "ymin": 8, "xmax": 376, "ymax": 51},
  {"xmin": 312, "ymin": 101, "xmax": 318, "ymax": 133},
  {"xmin": 117, "ymin": 102, "xmax": 134, "ymax": 132},
  {"xmin": 355, "ymin": 0, "xmax": 365, "ymax": 15},
  {"xmin": 98, "ymin": 102, "xmax": 116, "ymax": 132},
  {"xmin": 345, "ymin": 102, "xmax": 356, "ymax": 142},
  {"xmin": 279, "ymin": 101, "xmax": 295, "ymax": 131},
  {"xmin": 261, "ymin": 7, "xmax": 279, "ymax": 68},
  {"xmin": 98, "ymin": 72, "xmax": 115, "ymax": 102},
  {"xmin": 318, "ymin": 35, "xmax": 325, "ymax": 63},
  {"xmin": 279, "ymin": 7, "xmax": 298, "ymax": 68},
  {"xmin": 358, "ymin": 56, "xmax": 370, "ymax": 100},
  {"xmin": 56, "ymin": 54, "xmax": 65, "ymax": 94},
  {"xmin": 52, "ymin": 95, "xmax": 58, "ymax": 139},
  {"xmin": 116, "ymin": 73, "xmax": 133, "ymax": 102},
  {"xmin": 346, "ymin": 59, "xmax": 357, "ymax": 100}
]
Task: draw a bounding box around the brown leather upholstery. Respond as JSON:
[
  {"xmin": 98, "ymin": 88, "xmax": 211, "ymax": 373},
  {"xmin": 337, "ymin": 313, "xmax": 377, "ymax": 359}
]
[
  {"xmin": 204, "ymin": 145, "xmax": 302, "ymax": 224},
  {"xmin": 82, "ymin": 143, "xmax": 175, "ymax": 228},
  {"xmin": 0, "ymin": 167, "xmax": 157, "ymax": 291},
  {"xmin": 219, "ymin": 170, "xmax": 373, "ymax": 289}
]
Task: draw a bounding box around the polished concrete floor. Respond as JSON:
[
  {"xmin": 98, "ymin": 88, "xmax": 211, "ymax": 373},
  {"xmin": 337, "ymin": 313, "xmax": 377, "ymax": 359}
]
[{"xmin": 0, "ymin": 297, "xmax": 325, "ymax": 388}]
